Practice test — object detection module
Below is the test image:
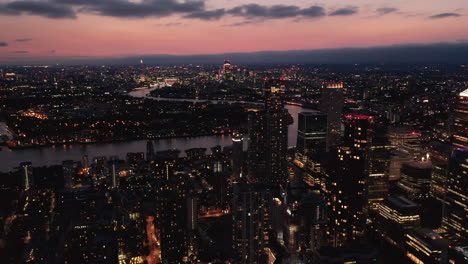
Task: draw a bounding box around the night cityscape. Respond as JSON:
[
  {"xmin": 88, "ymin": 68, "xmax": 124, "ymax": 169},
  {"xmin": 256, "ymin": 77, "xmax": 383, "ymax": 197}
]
[{"xmin": 1, "ymin": 1, "xmax": 468, "ymax": 264}]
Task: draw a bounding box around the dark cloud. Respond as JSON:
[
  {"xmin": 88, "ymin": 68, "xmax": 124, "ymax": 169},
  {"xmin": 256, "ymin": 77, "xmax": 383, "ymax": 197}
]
[
  {"xmin": 223, "ymin": 20, "xmax": 260, "ymax": 27},
  {"xmin": 49, "ymin": 50, "xmax": 56, "ymax": 53},
  {"xmin": 184, "ymin": 8, "xmax": 225, "ymax": 20},
  {"xmin": 300, "ymin": 6, "xmax": 326, "ymax": 17},
  {"xmin": 15, "ymin": 38, "xmax": 33, "ymax": 42},
  {"xmin": 1, "ymin": 1, "xmax": 76, "ymax": 19},
  {"xmin": 0, "ymin": 1, "xmax": 351, "ymax": 21},
  {"xmin": 10, "ymin": 51, "xmax": 29, "ymax": 53},
  {"xmin": 329, "ymin": 7, "xmax": 359, "ymax": 16},
  {"xmin": 0, "ymin": 42, "xmax": 8, "ymax": 47},
  {"xmin": 429, "ymin": 12, "xmax": 461, "ymax": 19},
  {"xmin": 376, "ymin": 7, "xmax": 398, "ymax": 16},
  {"xmin": 227, "ymin": 4, "xmax": 325, "ymax": 19},
  {"xmin": 79, "ymin": 0, "xmax": 205, "ymax": 18}
]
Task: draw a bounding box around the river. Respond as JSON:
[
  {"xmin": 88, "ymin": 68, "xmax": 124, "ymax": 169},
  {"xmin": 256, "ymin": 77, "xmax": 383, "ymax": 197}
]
[{"xmin": 0, "ymin": 88, "xmax": 306, "ymax": 172}]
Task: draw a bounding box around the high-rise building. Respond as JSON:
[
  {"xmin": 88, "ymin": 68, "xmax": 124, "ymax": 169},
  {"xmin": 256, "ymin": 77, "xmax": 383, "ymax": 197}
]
[
  {"xmin": 428, "ymin": 141, "xmax": 452, "ymax": 203},
  {"xmin": 374, "ymin": 196, "xmax": 420, "ymax": 245},
  {"xmin": 441, "ymin": 148, "xmax": 468, "ymax": 244},
  {"xmin": 295, "ymin": 111, "xmax": 327, "ymax": 164},
  {"xmin": 20, "ymin": 162, "xmax": 33, "ymax": 191},
  {"xmin": 398, "ymin": 161, "xmax": 432, "ymax": 200},
  {"xmin": 62, "ymin": 160, "xmax": 75, "ymax": 190},
  {"xmin": 232, "ymin": 181, "xmax": 271, "ymax": 264},
  {"xmin": 319, "ymin": 82, "xmax": 343, "ymax": 152},
  {"xmin": 367, "ymin": 125, "xmax": 391, "ymax": 211},
  {"xmin": 155, "ymin": 172, "xmax": 194, "ymax": 263},
  {"xmin": 111, "ymin": 163, "xmax": 117, "ymax": 188},
  {"xmin": 146, "ymin": 140, "xmax": 155, "ymax": 161},
  {"xmin": 231, "ymin": 132, "xmax": 244, "ymax": 183},
  {"xmin": 328, "ymin": 114, "xmax": 373, "ymax": 247},
  {"xmin": 452, "ymin": 89, "xmax": 468, "ymax": 148},
  {"xmin": 296, "ymin": 194, "xmax": 327, "ymax": 259},
  {"xmin": 248, "ymin": 80, "xmax": 289, "ymax": 185},
  {"xmin": 405, "ymin": 229, "xmax": 448, "ymax": 264},
  {"xmin": 82, "ymin": 155, "xmax": 89, "ymax": 169}
]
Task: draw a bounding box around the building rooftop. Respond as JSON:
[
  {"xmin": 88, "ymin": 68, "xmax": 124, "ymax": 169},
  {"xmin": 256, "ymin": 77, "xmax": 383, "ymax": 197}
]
[
  {"xmin": 386, "ymin": 195, "xmax": 418, "ymax": 209},
  {"xmin": 460, "ymin": 89, "xmax": 468, "ymax": 97}
]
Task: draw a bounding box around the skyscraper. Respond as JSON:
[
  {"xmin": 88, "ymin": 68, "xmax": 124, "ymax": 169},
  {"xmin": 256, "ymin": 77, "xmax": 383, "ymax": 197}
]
[
  {"xmin": 319, "ymin": 82, "xmax": 344, "ymax": 152},
  {"xmin": 232, "ymin": 181, "xmax": 271, "ymax": 264},
  {"xmin": 295, "ymin": 111, "xmax": 327, "ymax": 164},
  {"xmin": 441, "ymin": 148, "xmax": 468, "ymax": 244},
  {"xmin": 328, "ymin": 114, "xmax": 373, "ymax": 247},
  {"xmin": 146, "ymin": 140, "xmax": 155, "ymax": 161},
  {"xmin": 428, "ymin": 141, "xmax": 452, "ymax": 203},
  {"xmin": 405, "ymin": 229, "xmax": 449, "ymax": 264},
  {"xmin": 374, "ymin": 195, "xmax": 421, "ymax": 245},
  {"xmin": 155, "ymin": 172, "xmax": 194, "ymax": 263},
  {"xmin": 231, "ymin": 132, "xmax": 244, "ymax": 183},
  {"xmin": 398, "ymin": 161, "xmax": 432, "ymax": 200},
  {"xmin": 367, "ymin": 126, "xmax": 391, "ymax": 211},
  {"xmin": 248, "ymin": 80, "xmax": 289, "ymax": 185},
  {"xmin": 62, "ymin": 160, "xmax": 75, "ymax": 190},
  {"xmin": 452, "ymin": 89, "xmax": 468, "ymax": 148}
]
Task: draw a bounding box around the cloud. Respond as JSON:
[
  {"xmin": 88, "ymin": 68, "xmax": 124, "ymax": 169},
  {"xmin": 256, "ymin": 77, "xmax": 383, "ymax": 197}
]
[
  {"xmin": 184, "ymin": 8, "xmax": 225, "ymax": 20},
  {"xmin": 0, "ymin": 42, "xmax": 8, "ymax": 47},
  {"xmin": 227, "ymin": 4, "xmax": 325, "ymax": 19},
  {"xmin": 0, "ymin": 1, "xmax": 360, "ymax": 21},
  {"xmin": 429, "ymin": 12, "xmax": 461, "ymax": 19},
  {"xmin": 79, "ymin": 0, "xmax": 205, "ymax": 18},
  {"xmin": 10, "ymin": 51, "xmax": 29, "ymax": 53},
  {"xmin": 376, "ymin": 7, "xmax": 398, "ymax": 16},
  {"xmin": 0, "ymin": 1, "xmax": 77, "ymax": 19},
  {"xmin": 49, "ymin": 50, "xmax": 56, "ymax": 53},
  {"xmin": 223, "ymin": 20, "xmax": 261, "ymax": 27},
  {"xmin": 329, "ymin": 7, "xmax": 359, "ymax": 16},
  {"xmin": 300, "ymin": 6, "xmax": 326, "ymax": 18},
  {"xmin": 15, "ymin": 38, "xmax": 33, "ymax": 42},
  {"xmin": 155, "ymin": 22, "xmax": 184, "ymax": 27}
]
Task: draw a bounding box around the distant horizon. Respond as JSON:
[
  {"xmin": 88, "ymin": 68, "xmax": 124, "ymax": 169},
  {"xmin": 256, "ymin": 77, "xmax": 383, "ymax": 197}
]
[{"xmin": 1, "ymin": 41, "xmax": 468, "ymax": 65}]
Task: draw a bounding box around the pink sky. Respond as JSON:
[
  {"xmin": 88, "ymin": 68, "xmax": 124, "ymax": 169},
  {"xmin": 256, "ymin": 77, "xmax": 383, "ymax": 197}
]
[{"xmin": 0, "ymin": 0, "xmax": 467, "ymax": 61}]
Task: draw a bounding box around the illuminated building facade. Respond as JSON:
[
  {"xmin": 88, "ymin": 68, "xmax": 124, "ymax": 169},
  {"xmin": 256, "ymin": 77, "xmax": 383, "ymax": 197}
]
[
  {"xmin": 328, "ymin": 114, "xmax": 373, "ymax": 247},
  {"xmin": 398, "ymin": 161, "xmax": 432, "ymax": 200},
  {"xmin": 428, "ymin": 141, "xmax": 452, "ymax": 203},
  {"xmin": 367, "ymin": 126, "xmax": 391, "ymax": 211},
  {"xmin": 248, "ymin": 80, "xmax": 289, "ymax": 185},
  {"xmin": 155, "ymin": 172, "xmax": 194, "ymax": 263},
  {"xmin": 378, "ymin": 196, "xmax": 420, "ymax": 228},
  {"xmin": 404, "ymin": 229, "xmax": 448, "ymax": 264},
  {"xmin": 375, "ymin": 196, "xmax": 420, "ymax": 246},
  {"xmin": 319, "ymin": 82, "xmax": 343, "ymax": 152},
  {"xmin": 452, "ymin": 89, "xmax": 468, "ymax": 148},
  {"xmin": 232, "ymin": 181, "xmax": 271, "ymax": 264},
  {"xmin": 295, "ymin": 111, "xmax": 327, "ymax": 164},
  {"xmin": 441, "ymin": 148, "xmax": 468, "ymax": 244}
]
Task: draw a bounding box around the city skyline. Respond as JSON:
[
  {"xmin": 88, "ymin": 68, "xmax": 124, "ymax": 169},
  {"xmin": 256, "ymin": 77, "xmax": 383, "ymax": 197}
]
[{"xmin": 0, "ymin": 0, "xmax": 467, "ymax": 63}]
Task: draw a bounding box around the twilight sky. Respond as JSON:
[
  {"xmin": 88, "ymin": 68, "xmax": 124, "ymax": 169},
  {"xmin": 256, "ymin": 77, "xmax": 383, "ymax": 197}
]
[{"xmin": 0, "ymin": 0, "xmax": 467, "ymax": 63}]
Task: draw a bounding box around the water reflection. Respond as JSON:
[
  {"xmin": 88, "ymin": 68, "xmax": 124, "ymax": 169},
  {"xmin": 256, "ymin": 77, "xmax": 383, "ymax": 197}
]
[{"xmin": 0, "ymin": 89, "xmax": 307, "ymax": 172}]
